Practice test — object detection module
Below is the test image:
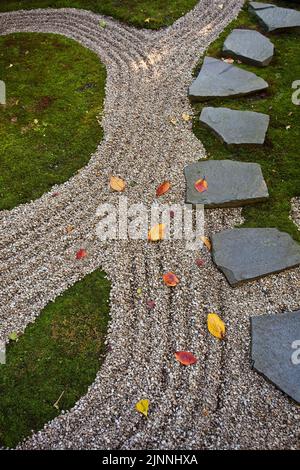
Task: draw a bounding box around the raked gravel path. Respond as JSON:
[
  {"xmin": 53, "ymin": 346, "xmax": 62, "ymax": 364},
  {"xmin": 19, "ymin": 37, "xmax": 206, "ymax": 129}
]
[{"xmin": 0, "ymin": 0, "xmax": 300, "ymax": 450}]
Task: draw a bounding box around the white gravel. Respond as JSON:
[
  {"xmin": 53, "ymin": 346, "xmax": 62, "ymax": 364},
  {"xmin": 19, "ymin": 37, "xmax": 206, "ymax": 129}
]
[
  {"xmin": 291, "ymin": 198, "xmax": 300, "ymax": 231},
  {"xmin": 0, "ymin": 0, "xmax": 300, "ymax": 450}
]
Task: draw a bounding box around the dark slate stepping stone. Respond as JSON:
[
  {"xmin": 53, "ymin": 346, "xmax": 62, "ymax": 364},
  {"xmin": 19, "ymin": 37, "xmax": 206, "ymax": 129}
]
[
  {"xmin": 211, "ymin": 228, "xmax": 300, "ymax": 286},
  {"xmin": 188, "ymin": 57, "xmax": 268, "ymax": 102},
  {"xmin": 223, "ymin": 29, "xmax": 274, "ymax": 67},
  {"xmin": 249, "ymin": 2, "xmax": 300, "ymax": 32},
  {"xmin": 200, "ymin": 107, "xmax": 270, "ymax": 145},
  {"xmin": 251, "ymin": 310, "xmax": 300, "ymax": 404},
  {"xmin": 184, "ymin": 160, "xmax": 269, "ymax": 208}
]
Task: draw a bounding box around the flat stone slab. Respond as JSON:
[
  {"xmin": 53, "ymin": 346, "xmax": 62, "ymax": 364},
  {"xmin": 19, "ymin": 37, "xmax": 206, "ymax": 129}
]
[
  {"xmin": 211, "ymin": 228, "xmax": 300, "ymax": 286},
  {"xmin": 184, "ymin": 160, "xmax": 269, "ymax": 208},
  {"xmin": 223, "ymin": 29, "xmax": 274, "ymax": 67},
  {"xmin": 200, "ymin": 107, "xmax": 270, "ymax": 145},
  {"xmin": 188, "ymin": 57, "xmax": 268, "ymax": 101},
  {"xmin": 249, "ymin": 2, "xmax": 300, "ymax": 32},
  {"xmin": 251, "ymin": 310, "xmax": 300, "ymax": 403}
]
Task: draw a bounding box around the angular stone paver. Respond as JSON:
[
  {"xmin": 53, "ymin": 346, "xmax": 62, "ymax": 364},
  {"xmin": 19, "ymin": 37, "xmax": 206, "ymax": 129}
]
[
  {"xmin": 223, "ymin": 29, "xmax": 274, "ymax": 67},
  {"xmin": 188, "ymin": 57, "xmax": 268, "ymax": 101},
  {"xmin": 249, "ymin": 2, "xmax": 300, "ymax": 32},
  {"xmin": 251, "ymin": 310, "xmax": 300, "ymax": 403},
  {"xmin": 184, "ymin": 160, "xmax": 269, "ymax": 208},
  {"xmin": 211, "ymin": 228, "xmax": 300, "ymax": 286},
  {"xmin": 200, "ymin": 107, "xmax": 270, "ymax": 145}
]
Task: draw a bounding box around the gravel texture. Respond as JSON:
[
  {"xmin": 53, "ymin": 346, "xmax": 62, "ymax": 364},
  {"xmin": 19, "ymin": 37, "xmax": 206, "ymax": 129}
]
[
  {"xmin": 0, "ymin": 0, "xmax": 300, "ymax": 450},
  {"xmin": 291, "ymin": 198, "xmax": 300, "ymax": 232}
]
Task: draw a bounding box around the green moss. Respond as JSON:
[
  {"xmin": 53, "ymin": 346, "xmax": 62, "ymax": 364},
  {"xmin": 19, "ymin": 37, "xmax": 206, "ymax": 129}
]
[
  {"xmin": 0, "ymin": 1, "xmax": 199, "ymax": 29},
  {"xmin": 0, "ymin": 269, "xmax": 111, "ymax": 448},
  {"xmin": 192, "ymin": 1, "xmax": 300, "ymax": 242},
  {"xmin": 0, "ymin": 32, "xmax": 106, "ymax": 210}
]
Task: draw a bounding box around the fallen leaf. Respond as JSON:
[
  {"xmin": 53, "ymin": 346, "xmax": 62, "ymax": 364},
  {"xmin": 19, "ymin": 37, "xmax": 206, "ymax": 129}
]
[
  {"xmin": 223, "ymin": 57, "xmax": 234, "ymax": 64},
  {"xmin": 196, "ymin": 258, "xmax": 205, "ymax": 267},
  {"xmin": 175, "ymin": 351, "xmax": 197, "ymax": 366},
  {"xmin": 8, "ymin": 332, "xmax": 18, "ymax": 341},
  {"xmin": 53, "ymin": 391, "xmax": 65, "ymax": 410},
  {"xmin": 207, "ymin": 313, "xmax": 226, "ymax": 340},
  {"xmin": 148, "ymin": 223, "xmax": 165, "ymax": 242},
  {"xmin": 163, "ymin": 272, "xmax": 180, "ymax": 287},
  {"xmin": 182, "ymin": 112, "xmax": 191, "ymax": 122},
  {"xmin": 66, "ymin": 225, "xmax": 74, "ymax": 233},
  {"xmin": 156, "ymin": 181, "xmax": 171, "ymax": 197},
  {"xmin": 76, "ymin": 248, "xmax": 87, "ymax": 260},
  {"xmin": 10, "ymin": 116, "xmax": 17, "ymax": 123},
  {"xmin": 110, "ymin": 176, "xmax": 126, "ymax": 192},
  {"xmin": 146, "ymin": 300, "xmax": 156, "ymax": 309},
  {"xmin": 194, "ymin": 177, "xmax": 208, "ymax": 193},
  {"xmin": 99, "ymin": 19, "xmax": 107, "ymax": 28},
  {"xmin": 51, "ymin": 192, "xmax": 59, "ymax": 197},
  {"xmin": 286, "ymin": 125, "xmax": 291, "ymax": 130},
  {"xmin": 169, "ymin": 116, "xmax": 178, "ymax": 125},
  {"xmin": 144, "ymin": 18, "xmax": 151, "ymax": 23},
  {"xmin": 170, "ymin": 210, "xmax": 175, "ymax": 218},
  {"xmin": 137, "ymin": 287, "xmax": 143, "ymax": 296},
  {"xmin": 200, "ymin": 236, "xmax": 211, "ymax": 251},
  {"xmin": 136, "ymin": 399, "xmax": 149, "ymax": 417}
]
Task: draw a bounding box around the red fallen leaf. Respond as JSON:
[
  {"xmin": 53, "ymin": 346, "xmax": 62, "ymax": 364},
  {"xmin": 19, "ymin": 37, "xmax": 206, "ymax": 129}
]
[
  {"xmin": 163, "ymin": 272, "xmax": 180, "ymax": 287},
  {"xmin": 175, "ymin": 351, "xmax": 197, "ymax": 366},
  {"xmin": 196, "ymin": 258, "xmax": 205, "ymax": 267},
  {"xmin": 76, "ymin": 248, "xmax": 87, "ymax": 260},
  {"xmin": 170, "ymin": 210, "xmax": 175, "ymax": 218},
  {"xmin": 146, "ymin": 300, "xmax": 156, "ymax": 309},
  {"xmin": 51, "ymin": 192, "xmax": 59, "ymax": 197},
  {"xmin": 156, "ymin": 181, "xmax": 171, "ymax": 197},
  {"xmin": 194, "ymin": 177, "xmax": 208, "ymax": 193}
]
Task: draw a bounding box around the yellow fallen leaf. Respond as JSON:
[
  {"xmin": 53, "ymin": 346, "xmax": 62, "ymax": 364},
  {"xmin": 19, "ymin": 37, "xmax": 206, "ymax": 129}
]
[
  {"xmin": 135, "ymin": 399, "xmax": 149, "ymax": 417},
  {"xmin": 182, "ymin": 112, "xmax": 191, "ymax": 122},
  {"xmin": 110, "ymin": 176, "xmax": 126, "ymax": 192},
  {"xmin": 148, "ymin": 223, "xmax": 166, "ymax": 242},
  {"xmin": 207, "ymin": 313, "xmax": 226, "ymax": 340},
  {"xmin": 144, "ymin": 18, "xmax": 151, "ymax": 23},
  {"xmin": 200, "ymin": 236, "xmax": 211, "ymax": 251},
  {"xmin": 169, "ymin": 116, "xmax": 178, "ymax": 125}
]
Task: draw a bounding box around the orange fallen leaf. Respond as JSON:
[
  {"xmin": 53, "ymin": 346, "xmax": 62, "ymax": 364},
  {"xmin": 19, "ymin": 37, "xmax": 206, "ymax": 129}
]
[
  {"xmin": 110, "ymin": 176, "xmax": 126, "ymax": 192},
  {"xmin": 200, "ymin": 236, "xmax": 211, "ymax": 251},
  {"xmin": 66, "ymin": 225, "xmax": 74, "ymax": 234},
  {"xmin": 148, "ymin": 223, "xmax": 165, "ymax": 242},
  {"xmin": 175, "ymin": 351, "xmax": 197, "ymax": 366},
  {"xmin": 156, "ymin": 181, "xmax": 171, "ymax": 197},
  {"xmin": 163, "ymin": 272, "xmax": 180, "ymax": 287},
  {"xmin": 194, "ymin": 177, "xmax": 208, "ymax": 193},
  {"xmin": 76, "ymin": 248, "xmax": 87, "ymax": 260}
]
